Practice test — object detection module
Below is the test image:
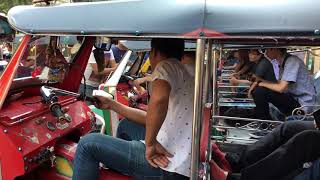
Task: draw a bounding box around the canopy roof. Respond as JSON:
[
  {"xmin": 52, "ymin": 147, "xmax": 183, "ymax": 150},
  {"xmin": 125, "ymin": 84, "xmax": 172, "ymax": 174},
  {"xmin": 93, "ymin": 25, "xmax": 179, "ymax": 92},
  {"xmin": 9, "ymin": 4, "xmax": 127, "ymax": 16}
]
[{"xmin": 7, "ymin": 0, "xmax": 320, "ymax": 40}]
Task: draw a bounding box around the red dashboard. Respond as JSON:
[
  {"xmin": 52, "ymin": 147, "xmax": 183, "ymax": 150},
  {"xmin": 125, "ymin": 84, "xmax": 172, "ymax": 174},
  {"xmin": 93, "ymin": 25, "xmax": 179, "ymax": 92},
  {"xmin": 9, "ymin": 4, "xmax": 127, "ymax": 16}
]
[{"xmin": 0, "ymin": 95, "xmax": 93, "ymax": 179}]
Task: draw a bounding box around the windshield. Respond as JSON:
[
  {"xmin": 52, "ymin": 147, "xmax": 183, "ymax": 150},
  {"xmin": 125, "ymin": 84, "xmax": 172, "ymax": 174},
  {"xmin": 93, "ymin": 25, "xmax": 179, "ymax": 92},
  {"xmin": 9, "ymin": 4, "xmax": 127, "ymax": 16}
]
[
  {"xmin": 1, "ymin": 36, "xmax": 83, "ymax": 83},
  {"xmin": 0, "ymin": 35, "xmax": 19, "ymax": 77}
]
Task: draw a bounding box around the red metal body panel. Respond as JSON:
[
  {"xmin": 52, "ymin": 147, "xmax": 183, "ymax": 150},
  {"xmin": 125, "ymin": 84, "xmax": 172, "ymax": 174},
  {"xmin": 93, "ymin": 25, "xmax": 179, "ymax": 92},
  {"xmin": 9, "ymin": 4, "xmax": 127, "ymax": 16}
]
[
  {"xmin": 0, "ymin": 95, "xmax": 92, "ymax": 179},
  {"xmin": 0, "ymin": 35, "xmax": 30, "ymax": 109},
  {"xmin": 58, "ymin": 37, "xmax": 94, "ymax": 92},
  {"xmin": 116, "ymin": 83, "xmax": 130, "ymax": 106},
  {"xmin": 55, "ymin": 140, "xmax": 77, "ymax": 162},
  {"xmin": 53, "ymin": 140, "xmax": 134, "ymax": 180},
  {"xmin": 99, "ymin": 170, "xmax": 134, "ymax": 180},
  {"xmin": 183, "ymin": 28, "xmax": 226, "ymax": 37},
  {"xmin": 200, "ymin": 104, "xmax": 212, "ymax": 162},
  {"xmin": 0, "ymin": 127, "xmax": 25, "ymax": 180},
  {"xmin": 32, "ymin": 167, "xmax": 134, "ymax": 180},
  {"xmin": 0, "ymin": 36, "xmax": 135, "ymax": 180}
]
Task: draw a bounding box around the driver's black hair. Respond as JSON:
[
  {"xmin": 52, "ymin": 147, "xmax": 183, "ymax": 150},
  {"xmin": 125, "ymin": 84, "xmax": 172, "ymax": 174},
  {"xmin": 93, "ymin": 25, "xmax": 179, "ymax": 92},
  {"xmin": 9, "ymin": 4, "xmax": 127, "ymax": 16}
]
[{"xmin": 151, "ymin": 38, "xmax": 184, "ymax": 60}]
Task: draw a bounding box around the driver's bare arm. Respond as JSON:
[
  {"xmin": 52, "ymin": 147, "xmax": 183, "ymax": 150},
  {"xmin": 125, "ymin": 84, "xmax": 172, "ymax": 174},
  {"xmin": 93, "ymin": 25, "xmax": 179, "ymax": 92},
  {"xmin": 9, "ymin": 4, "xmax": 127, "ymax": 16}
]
[
  {"xmin": 145, "ymin": 79, "xmax": 171, "ymax": 146},
  {"xmin": 133, "ymin": 75, "xmax": 152, "ymax": 87},
  {"xmin": 94, "ymin": 95, "xmax": 146, "ymax": 125}
]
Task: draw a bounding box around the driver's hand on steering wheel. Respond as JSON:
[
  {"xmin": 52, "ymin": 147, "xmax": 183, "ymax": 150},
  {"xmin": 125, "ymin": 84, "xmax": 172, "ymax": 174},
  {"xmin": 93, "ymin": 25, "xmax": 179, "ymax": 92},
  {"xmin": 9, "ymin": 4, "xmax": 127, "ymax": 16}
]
[
  {"xmin": 132, "ymin": 78, "xmax": 146, "ymax": 87},
  {"xmin": 92, "ymin": 95, "xmax": 114, "ymax": 110}
]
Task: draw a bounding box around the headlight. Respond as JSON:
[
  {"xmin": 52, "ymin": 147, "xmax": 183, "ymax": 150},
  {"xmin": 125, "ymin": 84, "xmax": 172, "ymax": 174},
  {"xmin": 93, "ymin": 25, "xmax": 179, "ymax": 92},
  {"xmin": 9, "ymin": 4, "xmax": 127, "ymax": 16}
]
[{"xmin": 55, "ymin": 156, "xmax": 73, "ymax": 178}]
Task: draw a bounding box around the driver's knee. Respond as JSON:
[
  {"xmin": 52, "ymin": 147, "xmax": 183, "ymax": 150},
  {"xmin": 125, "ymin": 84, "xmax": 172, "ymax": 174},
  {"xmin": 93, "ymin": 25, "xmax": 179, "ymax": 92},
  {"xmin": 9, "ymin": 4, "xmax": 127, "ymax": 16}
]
[
  {"xmin": 116, "ymin": 119, "xmax": 146, "ymax": 141},
  {"xmin": 77, "ymin": 133, "xmax": 101, "ymax": 153}
]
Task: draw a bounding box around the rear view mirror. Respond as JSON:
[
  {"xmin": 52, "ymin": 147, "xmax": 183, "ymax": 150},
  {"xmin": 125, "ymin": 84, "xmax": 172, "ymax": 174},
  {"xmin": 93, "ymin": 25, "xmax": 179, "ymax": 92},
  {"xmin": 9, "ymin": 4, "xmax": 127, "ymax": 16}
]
[{"xmin": 94, "ymin": 37, "xmax": 112, "ymax": 51}]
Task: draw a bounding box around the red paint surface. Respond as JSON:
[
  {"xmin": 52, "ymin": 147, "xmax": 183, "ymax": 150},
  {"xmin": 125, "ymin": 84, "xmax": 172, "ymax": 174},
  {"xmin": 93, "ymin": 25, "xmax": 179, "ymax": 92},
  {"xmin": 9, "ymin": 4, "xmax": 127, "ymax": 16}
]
[
  {"xmin": 0, "ymin": 35, "xmax": 30, "ymax": 110},
  {"xmin": 183, "ymin": 28, "xmax": 226, "ymax": 37},
  {"xmin": 0, "ymin": 96, "xmax": 92, "ymax": 179},
  {"xmin": 58, "ymin": 37, "xmax": 94, "ymax": 92},
  {"xmin": 200, "ymin": 104, "xmax": 212, "ymax": 162},
  {"xmin": 0, "ymin": 127, "xmax": 25, "ymax": 180}
]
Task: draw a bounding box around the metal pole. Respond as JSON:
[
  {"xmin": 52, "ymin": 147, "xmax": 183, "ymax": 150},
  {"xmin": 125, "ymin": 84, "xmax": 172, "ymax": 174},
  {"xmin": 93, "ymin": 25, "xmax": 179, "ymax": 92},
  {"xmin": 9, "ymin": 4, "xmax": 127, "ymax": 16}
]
[
  {"xmin": 212, "ymin": 45, "xmax": 219, "ymax": 121},
  {"xmin": 191, "ymin": 39, "xmax": 205, "ymax": 180},
  {"xmin": 203, "ymin": 40, "xmax": 213, "ymax": 104}
]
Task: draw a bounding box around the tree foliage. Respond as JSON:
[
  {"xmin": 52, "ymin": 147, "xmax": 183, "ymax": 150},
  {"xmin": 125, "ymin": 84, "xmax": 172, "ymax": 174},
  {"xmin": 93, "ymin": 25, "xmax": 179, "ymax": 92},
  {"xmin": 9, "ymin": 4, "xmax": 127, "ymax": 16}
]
[{"xmin": 0, "ymin": 0, "xmax": 32, "ymax": 14}]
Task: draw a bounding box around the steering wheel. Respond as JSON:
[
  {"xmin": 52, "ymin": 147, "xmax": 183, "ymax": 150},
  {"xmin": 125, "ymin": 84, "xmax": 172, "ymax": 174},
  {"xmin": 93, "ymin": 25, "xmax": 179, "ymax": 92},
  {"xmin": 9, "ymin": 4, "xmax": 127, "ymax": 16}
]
[
  {"xmin": 120, "ymin": 74, "xmax": 142, "ymax": 84},
  {"xmin": 122, "ymin": 75, "xmax": 135, "ymax": 81}
]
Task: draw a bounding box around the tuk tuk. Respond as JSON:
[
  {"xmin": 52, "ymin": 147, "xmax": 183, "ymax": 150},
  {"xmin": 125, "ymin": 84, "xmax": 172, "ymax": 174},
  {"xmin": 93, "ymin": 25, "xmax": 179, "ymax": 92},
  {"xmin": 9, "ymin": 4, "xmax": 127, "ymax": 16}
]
[{"xmin": 2, "ymin": 0, "xmax": 320, "ymax": 179}]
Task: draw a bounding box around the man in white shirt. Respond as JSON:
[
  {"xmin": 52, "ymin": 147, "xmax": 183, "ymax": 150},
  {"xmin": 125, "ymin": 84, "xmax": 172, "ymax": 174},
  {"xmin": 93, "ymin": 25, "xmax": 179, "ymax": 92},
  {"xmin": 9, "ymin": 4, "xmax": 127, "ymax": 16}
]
[{"xmin": 73, "ymin": 38, "xmax": 193, "ymax": 180}]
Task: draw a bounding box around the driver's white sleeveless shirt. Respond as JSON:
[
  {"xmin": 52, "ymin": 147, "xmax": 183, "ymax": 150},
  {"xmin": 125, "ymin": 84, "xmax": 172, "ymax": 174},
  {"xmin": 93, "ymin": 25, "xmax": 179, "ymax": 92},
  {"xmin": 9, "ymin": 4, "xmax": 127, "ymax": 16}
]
[{"xmin": 151, "ymin": 59, "xmax": 194, "ymax": 177}]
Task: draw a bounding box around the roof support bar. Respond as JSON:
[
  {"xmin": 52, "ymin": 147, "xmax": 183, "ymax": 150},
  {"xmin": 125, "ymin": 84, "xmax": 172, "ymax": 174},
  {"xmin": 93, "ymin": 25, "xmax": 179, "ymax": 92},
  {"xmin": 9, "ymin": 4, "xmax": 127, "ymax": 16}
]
[{"xmin": 191, "ymin": 39, "xmax": 205, "ymax": 180}]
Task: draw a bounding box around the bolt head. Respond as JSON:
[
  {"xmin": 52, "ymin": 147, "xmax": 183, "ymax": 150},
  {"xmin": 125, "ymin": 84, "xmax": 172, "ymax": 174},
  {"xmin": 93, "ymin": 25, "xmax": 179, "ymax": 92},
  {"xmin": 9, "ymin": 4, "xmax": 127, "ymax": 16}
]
[{"xmin": 199, "ymin": 32, "xmax": 205, "ymax": 36}]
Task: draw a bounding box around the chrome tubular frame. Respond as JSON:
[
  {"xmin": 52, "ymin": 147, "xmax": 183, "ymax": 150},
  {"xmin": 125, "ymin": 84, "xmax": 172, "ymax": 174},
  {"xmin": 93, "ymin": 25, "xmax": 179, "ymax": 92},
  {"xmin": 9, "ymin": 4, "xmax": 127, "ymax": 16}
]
[
  {"xmin": 203, "ymin": 40, "xmax": 213, "ymax": 104},
  {"xmin": 191, "ymin": 39, "xmax": 206, "ymax": 180},
  {"xmin": 212, "ymin": 44, "xmax": 219, "ymax": 120}
]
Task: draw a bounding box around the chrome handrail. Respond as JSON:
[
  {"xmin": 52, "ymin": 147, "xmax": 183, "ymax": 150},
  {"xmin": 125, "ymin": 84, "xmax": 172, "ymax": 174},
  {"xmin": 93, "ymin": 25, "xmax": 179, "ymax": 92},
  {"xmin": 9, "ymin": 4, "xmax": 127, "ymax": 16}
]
[{"xmin": 191, "ymin": 39, "xmax": 205, "ymax": 180}]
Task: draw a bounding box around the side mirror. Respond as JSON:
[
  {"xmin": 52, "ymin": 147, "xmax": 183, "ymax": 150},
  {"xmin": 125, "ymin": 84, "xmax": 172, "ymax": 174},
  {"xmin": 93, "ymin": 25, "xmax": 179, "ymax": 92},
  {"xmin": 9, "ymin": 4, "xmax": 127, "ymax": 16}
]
[{"xmin": 94, "ymin": 37, "xmax": 112, "ymax": 51}]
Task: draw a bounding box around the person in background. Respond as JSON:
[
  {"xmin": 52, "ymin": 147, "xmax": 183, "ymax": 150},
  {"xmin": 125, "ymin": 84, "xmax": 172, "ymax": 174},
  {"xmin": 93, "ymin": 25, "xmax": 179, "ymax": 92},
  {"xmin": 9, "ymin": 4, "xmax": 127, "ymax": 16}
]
[
  {"xmin": 132, "ymin": 51, "xmax": 195, "ymax": 88},
  {"xmin": 79, "ymin": 47, "xmax": 117, "ymax": 101},
  {"xmin": 230, "ymin": 49, "xmax": 277, "ymax": 88},
  {"xmin": 3, "ymin": 43, "xmax": 12, "ymax": 60},
  {"xmin": 111, "ymin": 40, "xmax": 130, "ymax": 63},
  {"xmin": 229, "ymin": 49, "xmax": 254, "ymax": 92},
  {"xmin": 223, "ymin": 50, "xmax": 240, "ymax": 70}
]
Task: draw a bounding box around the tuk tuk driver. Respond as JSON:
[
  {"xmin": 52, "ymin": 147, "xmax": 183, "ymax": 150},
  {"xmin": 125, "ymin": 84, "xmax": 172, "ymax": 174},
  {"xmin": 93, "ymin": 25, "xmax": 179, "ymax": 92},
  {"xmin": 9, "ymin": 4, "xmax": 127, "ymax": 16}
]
[{"xmin": 72, "ymin": 38, "xmax": 193, "ymax": 180}]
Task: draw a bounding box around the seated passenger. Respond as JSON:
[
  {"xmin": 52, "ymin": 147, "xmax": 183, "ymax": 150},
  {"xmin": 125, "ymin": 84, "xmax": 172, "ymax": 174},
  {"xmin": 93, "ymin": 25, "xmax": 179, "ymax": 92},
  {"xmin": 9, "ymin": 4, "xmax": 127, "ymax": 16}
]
[
  {"xmin": 223, "ymin": 50, "xmax": 240, "ymax": 70},
  {"xmin": 232, "ymin": 49, "xmax": 254, "ymax": 78},
  {"xmin": 229, "ymin": 49, "xmax": 254, "ymax": 91},
  {"xmin": 230, "ymin": 49, "xmax": 277, "ymax": 87},
  {"xmin": 250, "ymin": 48, "xmax": 316, "ymax": 119},
  {"xmin": 72, "ymin": 38, "xmax": 192, "ymax": 180},
  {"xmin": 210, "ymin": 120, "xmax": 320, "ymax": 180}
]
